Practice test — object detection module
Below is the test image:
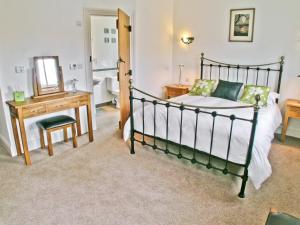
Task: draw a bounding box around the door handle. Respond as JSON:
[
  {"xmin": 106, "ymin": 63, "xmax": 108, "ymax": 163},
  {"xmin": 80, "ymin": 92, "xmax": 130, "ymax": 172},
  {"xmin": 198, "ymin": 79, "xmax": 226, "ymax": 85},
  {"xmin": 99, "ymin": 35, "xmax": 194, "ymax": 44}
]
[
  {"xmin": 125, "ymin": 70, "xmax": 132, "ymax": 76},
  {"xmin": 119, "ymin": 57, "xmax": 125, "ymax": 63},
  {"xmin": 117, "ymin": 57, "xmax": 126, "ymax": 70}
]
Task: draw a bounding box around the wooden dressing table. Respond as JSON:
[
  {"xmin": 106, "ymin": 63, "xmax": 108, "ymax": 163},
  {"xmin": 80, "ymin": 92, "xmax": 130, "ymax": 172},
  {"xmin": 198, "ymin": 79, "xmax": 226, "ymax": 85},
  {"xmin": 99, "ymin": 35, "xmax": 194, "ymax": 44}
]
[{"xmin": 6, "ymin": 91, "xmax": 94, "ymax": 165}]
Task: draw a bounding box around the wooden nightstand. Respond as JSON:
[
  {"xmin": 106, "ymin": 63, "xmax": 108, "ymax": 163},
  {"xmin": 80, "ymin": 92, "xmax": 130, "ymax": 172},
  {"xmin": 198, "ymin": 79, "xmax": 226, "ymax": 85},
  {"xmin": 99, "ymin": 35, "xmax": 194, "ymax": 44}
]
[
  {"xmin": 282, "ymin": 99, "xmax": 300, "ymax": 142},
  {"xmin": 165, "ymin": 84, "xmax": 191, "ymax": 99}
]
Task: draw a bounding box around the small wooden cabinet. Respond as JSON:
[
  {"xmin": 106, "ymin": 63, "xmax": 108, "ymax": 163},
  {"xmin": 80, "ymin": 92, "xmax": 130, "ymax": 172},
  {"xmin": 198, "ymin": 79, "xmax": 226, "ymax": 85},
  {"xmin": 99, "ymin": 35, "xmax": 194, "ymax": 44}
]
[
  {"xmin": 165, "ymin": 84, "xmax": 191, "ymax": 99},
  {"xmin": 282, "ymin": 99, "xmax": 300, "ymax": 142}
]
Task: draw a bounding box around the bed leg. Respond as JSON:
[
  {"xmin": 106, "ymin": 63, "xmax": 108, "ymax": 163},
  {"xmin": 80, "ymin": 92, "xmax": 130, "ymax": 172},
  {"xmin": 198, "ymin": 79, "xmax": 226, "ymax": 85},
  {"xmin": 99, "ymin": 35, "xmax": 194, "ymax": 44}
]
[
  {"xmin": 130, "ymin": 136, "xmax": 135, "ymax": 154},
  {"xmin": 238, "ymin": 171, "xmax": 248, "ymax": 198}
]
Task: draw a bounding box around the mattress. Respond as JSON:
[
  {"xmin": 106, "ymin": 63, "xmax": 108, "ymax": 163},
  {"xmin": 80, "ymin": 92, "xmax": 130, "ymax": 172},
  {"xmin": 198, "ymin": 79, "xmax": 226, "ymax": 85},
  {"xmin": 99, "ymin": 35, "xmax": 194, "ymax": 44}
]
[{"xmin": 124, "ymin": 94, "xmax": 282, "ymax": 189}]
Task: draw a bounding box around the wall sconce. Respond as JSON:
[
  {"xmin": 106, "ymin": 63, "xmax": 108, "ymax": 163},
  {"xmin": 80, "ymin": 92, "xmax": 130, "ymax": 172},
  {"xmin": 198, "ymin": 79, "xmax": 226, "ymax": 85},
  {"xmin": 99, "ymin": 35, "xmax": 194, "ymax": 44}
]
[{"xmin": 181, "ymin": 36, "xmax": 194, "ymax": 45}]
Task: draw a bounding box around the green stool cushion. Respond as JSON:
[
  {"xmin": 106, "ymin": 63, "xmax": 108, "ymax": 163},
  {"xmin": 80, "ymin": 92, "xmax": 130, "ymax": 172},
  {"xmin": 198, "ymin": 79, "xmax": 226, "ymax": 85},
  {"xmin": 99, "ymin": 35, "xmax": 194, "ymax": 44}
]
[
  {"xmin": 37, "ymin": 115, "xmax": 76, "ymax": 130},
  {"xmin": 265, "ymin": 212, "xmax": 300, "ymax": 225}
]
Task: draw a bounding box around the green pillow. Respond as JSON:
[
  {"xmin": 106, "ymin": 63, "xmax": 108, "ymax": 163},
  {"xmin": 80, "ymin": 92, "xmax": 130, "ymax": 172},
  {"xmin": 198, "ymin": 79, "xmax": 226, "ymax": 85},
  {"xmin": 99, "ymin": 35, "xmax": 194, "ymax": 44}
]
[
  {"xmin": 211, "ymin": 80, "xmax": 243, "ymax": 101},
  {"xmin": 189, "ymin": 79, "xmax": 217, "ymax": 96},
  {"xmin": 240, "ymin": 85, "xmax": 270, "ymax": 106}
]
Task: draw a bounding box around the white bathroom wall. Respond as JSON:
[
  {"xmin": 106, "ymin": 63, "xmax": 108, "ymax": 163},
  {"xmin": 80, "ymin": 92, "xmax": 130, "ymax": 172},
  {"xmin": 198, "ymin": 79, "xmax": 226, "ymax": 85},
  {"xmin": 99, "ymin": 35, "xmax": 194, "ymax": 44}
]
[
  {"xmin": 172, "ymin": 0, "xmax": 300, "ymax": 137},
  {"xmin": 91, "ymin": 16, "xmax": 119, "ymax": 70},
  {"xmin": 91, "ymin": 16, "xmax": 118, "ymax": 105}
]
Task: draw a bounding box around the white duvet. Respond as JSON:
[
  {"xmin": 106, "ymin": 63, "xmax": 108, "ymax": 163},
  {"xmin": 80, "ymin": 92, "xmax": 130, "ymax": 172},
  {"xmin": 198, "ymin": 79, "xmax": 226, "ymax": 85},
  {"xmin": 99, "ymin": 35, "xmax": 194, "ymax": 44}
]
[{"xmin": 124, "ymin": 95, "xmax": 282, "ymax": 189}]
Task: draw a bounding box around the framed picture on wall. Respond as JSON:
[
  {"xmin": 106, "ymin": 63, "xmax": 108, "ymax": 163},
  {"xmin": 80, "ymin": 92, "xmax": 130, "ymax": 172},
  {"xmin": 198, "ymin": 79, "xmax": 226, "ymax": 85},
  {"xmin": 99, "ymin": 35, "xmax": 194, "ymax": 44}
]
[{"xmin": 229, "ymin": 8, "xmax": 255, "ymax": 42}]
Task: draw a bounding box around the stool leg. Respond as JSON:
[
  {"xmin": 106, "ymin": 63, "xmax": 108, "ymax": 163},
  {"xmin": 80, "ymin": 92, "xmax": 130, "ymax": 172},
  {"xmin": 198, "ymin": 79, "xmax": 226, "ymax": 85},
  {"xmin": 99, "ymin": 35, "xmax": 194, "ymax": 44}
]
[
  {"xmin": 71, "ymin": 124, "xmax": 78, "ymax": 148},
  {"xmin": 47, "ymin": 131, "xmax": 53, "ymax": 156},
  {"xmin": 39, "ymin": 128, "xmax": 45, "ymax": 149},
  {"xmin": 63, "ymin": 127, "xmax": 68, "ymax": 143}
]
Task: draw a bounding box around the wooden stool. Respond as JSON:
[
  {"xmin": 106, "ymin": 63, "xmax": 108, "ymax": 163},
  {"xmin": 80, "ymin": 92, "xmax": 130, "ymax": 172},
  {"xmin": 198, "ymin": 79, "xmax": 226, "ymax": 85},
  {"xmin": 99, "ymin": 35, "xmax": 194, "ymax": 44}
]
[{"xmin": 37, "ymin": 115, "xmax": 77, "ymax": 156}]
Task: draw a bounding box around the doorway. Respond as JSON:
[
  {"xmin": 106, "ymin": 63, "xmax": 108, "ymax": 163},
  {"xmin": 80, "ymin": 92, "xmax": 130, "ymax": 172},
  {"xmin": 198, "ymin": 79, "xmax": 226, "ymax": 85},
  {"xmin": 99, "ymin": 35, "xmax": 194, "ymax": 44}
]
[
  {"xmin": 84, "ymin": 9, "xmax": 131, "ymax": 134},
  {"xmin": 91, "ymin": 14, "xmax": 120, "ymax": 130}
]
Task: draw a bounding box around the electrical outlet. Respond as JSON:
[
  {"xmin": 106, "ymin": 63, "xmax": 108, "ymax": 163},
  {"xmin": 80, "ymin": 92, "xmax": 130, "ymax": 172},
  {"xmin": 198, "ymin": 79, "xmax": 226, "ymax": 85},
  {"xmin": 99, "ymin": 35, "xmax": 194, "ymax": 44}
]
[
  {"xmin": 15, "ymin": 66, "xmax": 25, "ymax": 73},
  {"xmin": 69, "ymin": 64, "xmax": 77, "ymax": 70}
]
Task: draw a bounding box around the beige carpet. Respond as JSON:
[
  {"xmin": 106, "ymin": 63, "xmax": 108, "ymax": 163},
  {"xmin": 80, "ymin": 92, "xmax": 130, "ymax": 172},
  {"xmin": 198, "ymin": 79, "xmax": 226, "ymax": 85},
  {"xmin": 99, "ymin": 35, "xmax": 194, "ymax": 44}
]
[{"xmin": 0, "ymin": 106, "xmax": 299, "ymax": 225}]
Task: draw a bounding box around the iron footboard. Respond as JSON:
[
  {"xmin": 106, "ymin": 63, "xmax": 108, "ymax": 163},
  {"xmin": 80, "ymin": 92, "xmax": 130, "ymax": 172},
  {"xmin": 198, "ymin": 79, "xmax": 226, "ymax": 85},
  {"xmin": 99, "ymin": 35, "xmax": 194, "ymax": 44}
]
[{"xmin": 128, "ymin": 82, "xmax": 260, "ymax": 198}]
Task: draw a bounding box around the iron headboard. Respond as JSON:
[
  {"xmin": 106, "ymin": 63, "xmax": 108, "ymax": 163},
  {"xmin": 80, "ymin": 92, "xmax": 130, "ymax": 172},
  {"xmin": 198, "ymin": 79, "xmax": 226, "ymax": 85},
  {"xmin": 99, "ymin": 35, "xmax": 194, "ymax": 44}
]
[{"xmin": 200, "ymin": 53, "xmax": 284, "ymax": 94}]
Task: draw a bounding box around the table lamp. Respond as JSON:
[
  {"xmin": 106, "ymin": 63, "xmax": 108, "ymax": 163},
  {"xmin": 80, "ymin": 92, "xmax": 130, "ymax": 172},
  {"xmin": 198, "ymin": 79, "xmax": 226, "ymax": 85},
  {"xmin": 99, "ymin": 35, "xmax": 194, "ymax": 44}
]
[{"xmin": 178, "ymin": 64, "xmax": 184, "ymax": 85}]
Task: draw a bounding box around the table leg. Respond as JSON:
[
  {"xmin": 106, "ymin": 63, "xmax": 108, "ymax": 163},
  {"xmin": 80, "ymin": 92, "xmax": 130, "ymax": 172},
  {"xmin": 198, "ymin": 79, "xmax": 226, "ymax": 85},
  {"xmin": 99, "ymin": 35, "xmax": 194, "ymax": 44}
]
[
  {"xmin": 75, "ymin": 107, "xmax": 82, "ymax": 136},
  {"xmin": 63, "ymin": 127, "xmax": 68, "ymax": 143},
  {"xmin": 86, "ymin": 100, "xmax": 94, "ymax": 142},
  {"xmin": 18, "ymin": 116, "xmax": 31, "ymax": 165},
  {"xmin": 10, "ymin": 115, "xmax": 22, "ymax": 156},
  {"xmin": 46, "ymin": 131, "xmax": 53, "ymax": 156},
  {"xmin": 281, "ymin": 114, "xmax": 289, "ymax": 143}
]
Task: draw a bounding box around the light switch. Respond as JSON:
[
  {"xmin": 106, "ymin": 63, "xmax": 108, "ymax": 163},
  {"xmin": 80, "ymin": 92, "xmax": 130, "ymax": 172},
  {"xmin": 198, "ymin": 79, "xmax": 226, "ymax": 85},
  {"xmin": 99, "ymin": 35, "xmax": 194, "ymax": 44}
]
[
  {"xmin": 77, "ymin": 64, "xmax": 83, "ymax": 70},
  {"xmin": 76, "ymin": 21, "xmax": 82, "ymax": 27}
]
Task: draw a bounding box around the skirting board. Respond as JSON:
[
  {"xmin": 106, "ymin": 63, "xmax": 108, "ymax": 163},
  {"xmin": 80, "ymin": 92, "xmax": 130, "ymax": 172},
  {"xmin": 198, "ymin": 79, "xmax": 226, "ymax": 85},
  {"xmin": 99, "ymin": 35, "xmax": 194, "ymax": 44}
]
[
  {"xmin": 0, "ymin": 134, "xmax": 11, "ymax": 155},
  {"xmin": 276, "ymin": 123, "xmax": 300, "ymax": 139},
  {"xmin": 95, "ymin": 101, "xmax": 114, "ymax": 109}
]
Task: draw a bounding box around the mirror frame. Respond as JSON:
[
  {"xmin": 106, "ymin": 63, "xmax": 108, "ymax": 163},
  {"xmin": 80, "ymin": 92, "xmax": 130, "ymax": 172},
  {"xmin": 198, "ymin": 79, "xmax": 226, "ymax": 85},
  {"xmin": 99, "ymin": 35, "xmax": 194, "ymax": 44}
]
[{"xmin": 32, "ymin": 56, "xmax": 65, "ymax": 98}]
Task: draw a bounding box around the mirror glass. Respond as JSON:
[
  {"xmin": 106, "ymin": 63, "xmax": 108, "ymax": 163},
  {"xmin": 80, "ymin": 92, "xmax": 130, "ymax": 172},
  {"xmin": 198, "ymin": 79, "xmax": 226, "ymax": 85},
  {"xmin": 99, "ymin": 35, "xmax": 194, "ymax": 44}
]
[
  {"xmin": 33, "ymin": 56, "xmax": 64, "ymax": 97},
  {"xmin": 36, "ymin": 58, "xmax": 59, "ymax": 88}
]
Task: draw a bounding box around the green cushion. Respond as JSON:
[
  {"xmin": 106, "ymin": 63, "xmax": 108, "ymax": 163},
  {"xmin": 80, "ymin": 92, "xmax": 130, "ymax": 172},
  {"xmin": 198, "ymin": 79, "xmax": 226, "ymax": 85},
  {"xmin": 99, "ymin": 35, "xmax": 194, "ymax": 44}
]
[
  {"xmin": 240, "ymin": 85, "xmax": 270, "ymax": 107},
  {"xmin": 37, "ymin": 115, "xmax": 76, "ymax": 130},
  {"xmin": 211, "ymin": 80, "xmax": 243, "ymax": 101},
  {"xmin": 189, "ymin": 79, "xmax": 217, "ymax": 96},
  {"xmin": 265, "ymin": 212, "xmax": 300, "ymax": 225}
]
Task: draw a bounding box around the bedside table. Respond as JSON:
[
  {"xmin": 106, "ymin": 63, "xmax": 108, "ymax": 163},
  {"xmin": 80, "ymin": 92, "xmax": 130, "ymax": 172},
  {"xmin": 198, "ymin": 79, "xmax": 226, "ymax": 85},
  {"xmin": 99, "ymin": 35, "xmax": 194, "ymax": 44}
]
[
  {"xmin": 282, "ymin": 99, "xmax": 300, "ymax": 142},
  {"xmin": 165, "ymin": 84, "xmax": 191, "ymax": 99}
]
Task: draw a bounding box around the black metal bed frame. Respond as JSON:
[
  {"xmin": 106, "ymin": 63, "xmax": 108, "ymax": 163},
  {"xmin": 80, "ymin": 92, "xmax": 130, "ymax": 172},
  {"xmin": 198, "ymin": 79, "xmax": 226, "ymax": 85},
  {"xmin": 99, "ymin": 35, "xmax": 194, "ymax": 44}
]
[{"xmin": 128, "ymin": 53, "xmax": 284, "ymax": 198}]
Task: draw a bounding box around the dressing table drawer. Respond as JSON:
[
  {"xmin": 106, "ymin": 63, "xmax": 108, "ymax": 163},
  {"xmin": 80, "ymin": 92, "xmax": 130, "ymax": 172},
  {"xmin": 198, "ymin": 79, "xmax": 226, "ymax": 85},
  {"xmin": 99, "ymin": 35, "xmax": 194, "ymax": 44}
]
[
  {"xmin": 47, "ymin": 100, "xmax": 79, "ymax": 112},
  {"xmin": 78, "ymin": 95, "xmax": 89, "ymax": 106},
  {"xmin": 23, "ymin": 105, "xmax": 46, "ymax": 118}
]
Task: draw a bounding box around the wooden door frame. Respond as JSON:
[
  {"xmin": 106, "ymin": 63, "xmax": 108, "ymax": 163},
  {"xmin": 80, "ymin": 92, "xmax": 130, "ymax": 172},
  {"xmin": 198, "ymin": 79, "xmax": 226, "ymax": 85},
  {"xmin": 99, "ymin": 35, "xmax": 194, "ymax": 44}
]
[{"xmin": 83, "ymin": 8, "xmax": 118, "ymax": 131}]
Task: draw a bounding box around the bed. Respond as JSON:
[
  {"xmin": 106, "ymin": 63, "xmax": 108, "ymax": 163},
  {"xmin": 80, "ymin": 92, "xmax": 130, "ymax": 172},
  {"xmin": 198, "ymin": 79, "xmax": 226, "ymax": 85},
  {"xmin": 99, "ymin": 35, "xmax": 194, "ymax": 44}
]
[{"xmin": 124, "ymin": 53, "xmax": 284, "ymax": 198}]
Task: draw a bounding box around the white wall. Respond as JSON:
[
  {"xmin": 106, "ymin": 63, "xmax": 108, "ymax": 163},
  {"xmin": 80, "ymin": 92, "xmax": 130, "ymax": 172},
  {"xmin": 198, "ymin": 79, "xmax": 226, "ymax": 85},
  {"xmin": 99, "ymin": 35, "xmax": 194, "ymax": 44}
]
[
  {"xmin": 172, "ymin": 0, "xmax": 300, "ymax": 136},
  {"xmin": 0, "ymin": 0, "xmax": 176, "ymax": 156},
  {"xmin": 0, "ymin": 0, "xmax": 135, "ymax": 156},
  {"xmin": 135, "ymin": 0, "xmax": 174, "ymax": 97}
]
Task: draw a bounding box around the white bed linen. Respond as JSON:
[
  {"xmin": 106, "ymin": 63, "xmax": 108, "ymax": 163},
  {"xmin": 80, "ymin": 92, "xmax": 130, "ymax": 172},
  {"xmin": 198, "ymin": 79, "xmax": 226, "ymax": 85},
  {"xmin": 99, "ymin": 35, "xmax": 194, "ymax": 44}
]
[{"xmin": 124, "ymin": 95, "xmax": 282, "ymax": 189}]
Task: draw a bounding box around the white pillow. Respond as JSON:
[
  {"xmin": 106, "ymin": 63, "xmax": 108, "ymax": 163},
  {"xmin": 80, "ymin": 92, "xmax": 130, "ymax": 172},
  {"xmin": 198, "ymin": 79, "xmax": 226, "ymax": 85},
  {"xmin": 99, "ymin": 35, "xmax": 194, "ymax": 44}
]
[{"xmin": 268, "ymin": 92, "xmax": 280, "ymax": 105}]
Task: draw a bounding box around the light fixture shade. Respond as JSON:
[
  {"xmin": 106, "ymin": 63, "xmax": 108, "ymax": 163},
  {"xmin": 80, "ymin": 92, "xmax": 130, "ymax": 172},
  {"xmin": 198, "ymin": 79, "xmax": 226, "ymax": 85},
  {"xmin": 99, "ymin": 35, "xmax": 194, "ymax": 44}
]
[{"xmin": 181, "ymin": 36, "xmax": 194, "ymax": 45}]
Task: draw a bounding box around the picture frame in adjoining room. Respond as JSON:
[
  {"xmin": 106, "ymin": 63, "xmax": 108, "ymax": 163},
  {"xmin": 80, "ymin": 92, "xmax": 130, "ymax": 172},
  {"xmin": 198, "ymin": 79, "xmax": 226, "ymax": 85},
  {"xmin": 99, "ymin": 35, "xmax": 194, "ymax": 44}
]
[
  {"xmin": 111, "ymin": 28, "xmax": 116, "ymax": 34},
  {"xmin": 104, "ymin": 28, "xmax": 109, "ymax": 34},
  {"xmin": 229, "ymin": 8, "xmax": 255, "ymax": 42}
]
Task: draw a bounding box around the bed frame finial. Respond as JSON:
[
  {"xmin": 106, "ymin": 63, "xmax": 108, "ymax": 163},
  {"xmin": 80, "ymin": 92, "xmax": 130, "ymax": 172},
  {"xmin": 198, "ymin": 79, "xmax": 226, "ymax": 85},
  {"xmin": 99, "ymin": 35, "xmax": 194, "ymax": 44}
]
[
  {"xmin": 280, "ymin": 56, "xmax": 285, "ymax": 65},
  {"xmin": 255, "ymin": 94, "xmax": 261, "ymax": 111},
  {"xmin": 201, "ymin": 52, "xmax": 204, "ymax": 59}
]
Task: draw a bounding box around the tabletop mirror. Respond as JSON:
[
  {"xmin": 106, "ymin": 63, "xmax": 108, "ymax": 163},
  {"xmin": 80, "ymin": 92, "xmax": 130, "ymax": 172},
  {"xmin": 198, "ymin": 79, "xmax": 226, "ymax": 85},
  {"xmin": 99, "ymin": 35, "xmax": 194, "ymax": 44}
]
[{"xmin": 32, "ymin": 56, "xmax": 65, "ymax": 99}]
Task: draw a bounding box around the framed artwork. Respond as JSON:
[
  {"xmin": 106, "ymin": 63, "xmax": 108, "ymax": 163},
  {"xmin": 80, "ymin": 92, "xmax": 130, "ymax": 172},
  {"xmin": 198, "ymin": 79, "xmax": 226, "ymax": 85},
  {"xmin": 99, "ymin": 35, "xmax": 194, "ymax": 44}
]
[
  {"xmin": 111, "ymin": 28, "xmax": 116, "ymax": 34},
  {"xmin": 229, "ymin": 8, "xmax": 255, "ymax": 42},
  {"xmin": 104, "ymin": 37, "xmax": 110, "ymax": 43},
  {"xmin": 104, "ymin": 28, "xmax": 109, "ymax": 34}
]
